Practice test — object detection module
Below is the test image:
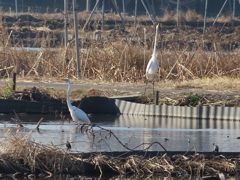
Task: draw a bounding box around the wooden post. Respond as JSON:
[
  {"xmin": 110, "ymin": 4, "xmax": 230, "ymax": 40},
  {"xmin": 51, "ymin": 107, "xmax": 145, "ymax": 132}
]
[
  {"xmin": 233, "ymin": 0, "xmax": 236, "ymax": 18},
  {"xmin": 73, "ymin": 0, "xmax": 81, "ymax": 78},
  {"xmin": 154, "ymin": 91, "xmax": 159, "ymax": 105},
  {"xmin": 12, "ymin": 72, "xmax": 16, "ymax": 91},
  {"xmin": 86, "ymin": 0, "xmax": 91, "ymax": 12},
  {"xmin": 203, "ymin": 0, "xmax": 208, "ymax": 33},
  {"xmin": 123, "ymin": 0, "xmax": 125, "ymax": 21},
  {"xmin": 64, "ymin": 0, "xmax": 68, "ymax": 48},
  {"xmin": 15, "ymin": 0, "xmax": 18, "ymax": 19},
  {"xmin": 177, "ymin": 0, "xmax": 180, "ymax": 26},
  {"xmin": 134, "ymin": 0, "xmax": 138, "ymax": 28},
  {"xmin": 101, "ymin": 0, "xmax": 105, "ymax": 31},
  {"xmin": 143, "ymin": 27, "xmax": 146, "ymax": 71}
]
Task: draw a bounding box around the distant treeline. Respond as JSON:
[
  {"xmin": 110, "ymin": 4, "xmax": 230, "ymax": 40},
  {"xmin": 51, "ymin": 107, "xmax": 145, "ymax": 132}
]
[{"xmin": 0, "ymin": 0, "xmax": 239, "ymax": 16}]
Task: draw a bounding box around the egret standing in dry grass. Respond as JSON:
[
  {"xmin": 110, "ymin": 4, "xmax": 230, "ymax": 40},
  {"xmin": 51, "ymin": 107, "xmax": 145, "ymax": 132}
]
[
  {"xmin": 62, "ymin": 79, "xmax": 91, "ymax": 124},
  {"xmin": 145, "ymin": 24, "xmax": 160, "ymax": 93}
]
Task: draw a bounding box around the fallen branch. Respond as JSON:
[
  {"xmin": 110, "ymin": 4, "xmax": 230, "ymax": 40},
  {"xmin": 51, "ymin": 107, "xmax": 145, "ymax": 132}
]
[
  {"xmin": 0, "ymin": 66, "xmax": 14, "ymax": 72},
  {"xmin": 36, "ymin": 118, "xmax": 44, "ymax": 130},
  {"xmin": 12, "ymin": 110, "xmax": 23, "ymax": 127}
]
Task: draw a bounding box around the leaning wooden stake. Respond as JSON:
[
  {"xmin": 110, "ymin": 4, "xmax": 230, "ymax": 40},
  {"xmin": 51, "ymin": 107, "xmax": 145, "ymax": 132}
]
[
  {"xmin": 36, "ymin": 118, "xmax": 44, "ymax": 130},
  {"xmin": 26, "ymin": 52, "xmax": 43, "ymax": 76},
  {"xmin": 12, "ymin": 110, "xmax": 23, "ymax": 127}
]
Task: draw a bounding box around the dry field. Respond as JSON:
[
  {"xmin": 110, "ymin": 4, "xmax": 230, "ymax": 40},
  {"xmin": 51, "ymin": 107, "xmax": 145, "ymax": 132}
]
[{"xmin": 0, "ymin": 11, "xmax": 240, "ymax": 105}]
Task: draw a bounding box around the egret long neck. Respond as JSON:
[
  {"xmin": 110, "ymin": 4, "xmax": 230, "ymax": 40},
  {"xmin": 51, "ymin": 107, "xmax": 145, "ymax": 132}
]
[
  {"xmin": 153, "ymin": 25, "xmax": 159, "ymax": 57},
  {"xmin": 67, "ymin": 81, "xmax": 73, "ymax": 108}
]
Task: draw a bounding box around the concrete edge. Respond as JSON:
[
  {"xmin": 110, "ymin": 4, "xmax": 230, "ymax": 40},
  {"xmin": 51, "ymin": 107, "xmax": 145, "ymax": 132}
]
[
  {"xmin": 114, "ymin": 99, "xmax": 240, "ymax": 120},
  {"xmin": 0, "ymin": 97, "xmax": 239, "ymax": 121}
]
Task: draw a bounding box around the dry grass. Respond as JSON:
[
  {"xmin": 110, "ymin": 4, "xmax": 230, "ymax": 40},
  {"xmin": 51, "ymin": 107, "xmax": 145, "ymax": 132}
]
[
  {"xmin": 1, "ymin": 35, "xmax": 239, "ymax": 82},
  {"xmin": 0, "ymin": 11, "xmax": 240, "ymax": 92},
  {"xmin": 3, "ymin": 9, "xmax": 239, "ymax": 23},
  {"xmin": 159, "ymin": 9, "xmax": 203, "ymax": 22},
  {"xmin": 174, "ymin": 77, "xmax": 240, "ymax": 91},
  {"xmin": 0, "ymin": 129, "xmax": 93, "ymax": 175},
  {"xmin": 155, "ymin": 9, "xmax": 237, "ymax": 23}
]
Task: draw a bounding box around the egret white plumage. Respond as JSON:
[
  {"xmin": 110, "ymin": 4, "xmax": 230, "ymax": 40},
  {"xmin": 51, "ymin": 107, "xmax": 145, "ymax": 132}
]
[
  {"xmin": 63, "ymin": 79, "xmax": 91, "ymax": 124},
  {"xmin": 146, "ymin": 24, "xmax": 160, "ymax": 83}
]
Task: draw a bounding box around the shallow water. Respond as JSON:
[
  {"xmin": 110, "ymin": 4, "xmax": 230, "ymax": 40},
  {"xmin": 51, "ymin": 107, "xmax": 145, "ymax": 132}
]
[
  {"xmin": 1, "ymin": 113, "xmax": 240, "ymax": 180},
  {"xmin": 0, "ymin": 113, "xmax": 240, "ymax": 153}
]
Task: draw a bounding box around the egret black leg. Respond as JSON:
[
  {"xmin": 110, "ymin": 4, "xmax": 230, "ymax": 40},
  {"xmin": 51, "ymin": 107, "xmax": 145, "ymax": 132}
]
[{"xmin": 144, "ymin": 79, "xmax": 149, "ymax": 95}]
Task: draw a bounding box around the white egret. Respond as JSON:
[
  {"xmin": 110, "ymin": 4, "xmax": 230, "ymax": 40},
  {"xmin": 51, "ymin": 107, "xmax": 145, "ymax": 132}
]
[
  {"xmin": 146, "ymin": 24, "xmax": 160, "ymax": 84},
  {"xmin": 63, "ymin": 79, "xmax": 91, "ymax": 124}
]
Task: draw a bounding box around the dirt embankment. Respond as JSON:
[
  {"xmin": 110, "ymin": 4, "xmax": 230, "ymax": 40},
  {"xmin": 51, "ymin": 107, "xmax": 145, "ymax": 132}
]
[{"xmin": 1, "ymin": 84, "xmax": 240, "ymax": 107}]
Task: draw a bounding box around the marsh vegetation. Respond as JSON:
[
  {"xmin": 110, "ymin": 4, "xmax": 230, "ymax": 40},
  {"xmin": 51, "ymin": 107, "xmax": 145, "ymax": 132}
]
[
  {"xmin": 0, "ymin": 11, "xmax": 240, "ymax": 82},
  {"xmin": 0, "ymin": 10, "xmax": 240, "ymax": 106},
  {"xmin": 1, "ymin": 10, "xmax": 240, "ymax": 178}
]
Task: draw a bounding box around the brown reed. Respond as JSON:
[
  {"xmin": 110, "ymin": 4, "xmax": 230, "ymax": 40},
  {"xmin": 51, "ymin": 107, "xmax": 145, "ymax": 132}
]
[{"xmin": 0, "ymin": 11, "xmax": 240, "ymax": 85}]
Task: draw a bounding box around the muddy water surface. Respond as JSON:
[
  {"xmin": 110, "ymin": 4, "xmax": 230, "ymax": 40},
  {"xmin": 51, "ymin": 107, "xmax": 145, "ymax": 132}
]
[{"xmin": 0, "ymin": 114, "xmax": 240, "ymax": 153}]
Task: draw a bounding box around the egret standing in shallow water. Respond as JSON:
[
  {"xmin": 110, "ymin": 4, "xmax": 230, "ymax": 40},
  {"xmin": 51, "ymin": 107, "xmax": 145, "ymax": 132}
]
[
  {"xmin": 62, "ymin": 79, "xmax": 91, "ymax": 124},
  {"xmin": 145, "ymin": 24, "xmax": 160, "ymax": 90}
]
